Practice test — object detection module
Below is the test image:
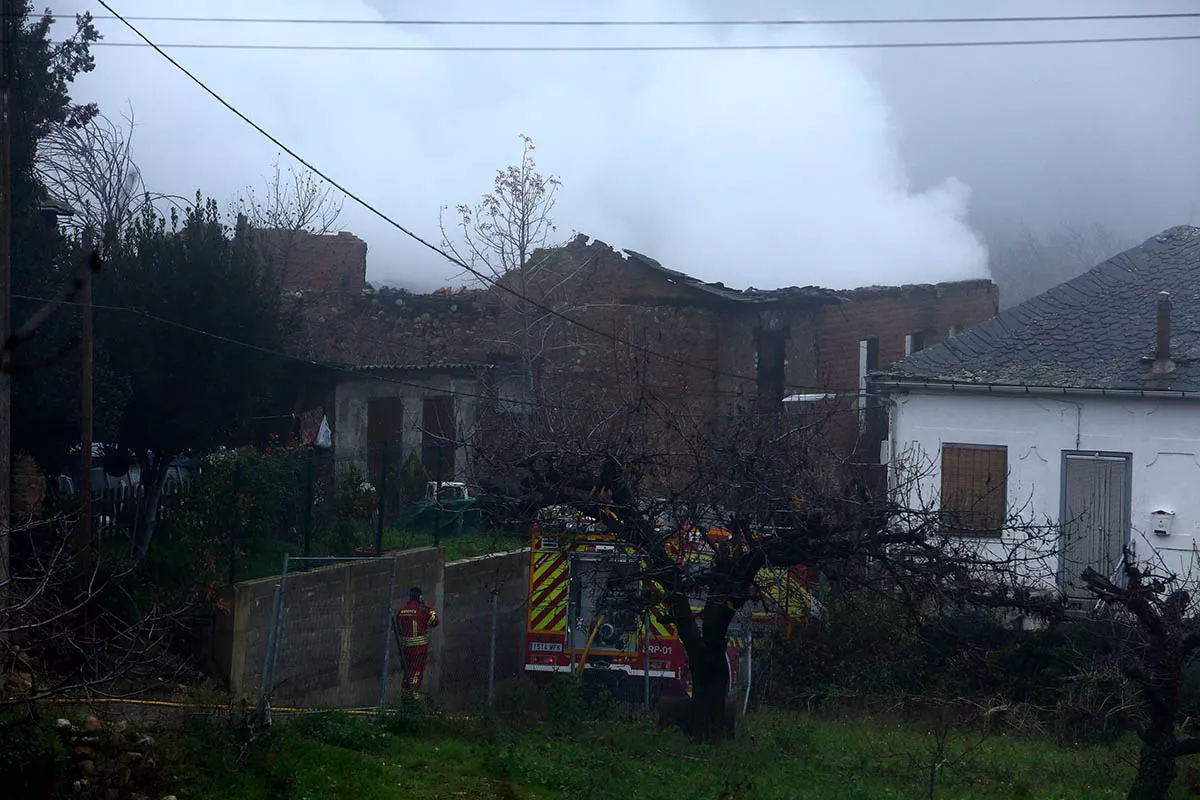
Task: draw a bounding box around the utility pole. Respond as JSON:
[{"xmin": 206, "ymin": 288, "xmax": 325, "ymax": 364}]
[
  {"xmin": 0, "ymin": 0, "xmax": 15, "ymax": 603},
  {"xmin": 80, "ymin": 242, "xmax": 93, "ymax": 552}
]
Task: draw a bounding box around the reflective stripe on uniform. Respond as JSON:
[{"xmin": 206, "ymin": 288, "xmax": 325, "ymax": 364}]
[{"xmin": 401, "ymin": 635, "xmax": 429, "ymax": 646}]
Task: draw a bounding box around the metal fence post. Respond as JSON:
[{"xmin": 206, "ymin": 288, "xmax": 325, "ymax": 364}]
[
  {"xmin": 433, "ymin": 447, "xmax": 443, "ymax": 548},
  {"xmin": 255, "ymin": 584, "xmax": 281, "ymax": 725},
  {"xmin": 375, "ymin": 442, "xmax": 388, "ymax": 556},
  {"xmin": 256, "ymin": 553, "xmax": 290, "ymax": 725},
  {"xmin": 487, "ymin": 587, "xmax": 500, "ymax": 708},
  {"xmin": 229, "ymin": 459, "xmax": 243, "ymax": 587},
  {"xmin": 643, "ymin": 609, "xmax": 651, "ymax": 715},
  {"xmin": 267, "ymin": 555, "xmax": 291, "ymax": 701},
  {"xmin": 742, "ymin": 625, "xmax": 753, "ymax": 716},
  {"xmin": 303, "ymin": 450, "xmax": 314, "ymax": 558},
  {"xmin": 378, "ymin": 556, "xmax": 398, "ymax": 720}
]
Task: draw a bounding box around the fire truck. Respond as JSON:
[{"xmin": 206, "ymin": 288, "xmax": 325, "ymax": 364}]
[{"xmin": 524, "ymin": 506, "xmax": 812, "ymax": 699}]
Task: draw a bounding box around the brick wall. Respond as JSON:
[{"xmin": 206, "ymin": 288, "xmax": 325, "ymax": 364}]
[
  {"xmin": 255, "ymin": 229, "xmax": 368, "ymax": 294},
  {"xmin": 810, "ymin": 280, "xmax": 999, "ymax": 464},
  {"xmin": 812, "ymin": 280, "xmax": 998, "ymax": 395}
]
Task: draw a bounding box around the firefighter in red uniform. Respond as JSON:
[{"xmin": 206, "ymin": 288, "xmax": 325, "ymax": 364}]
[{"xmin": 395, "ymin": 586, "xmax": 439, "ymax": 700}]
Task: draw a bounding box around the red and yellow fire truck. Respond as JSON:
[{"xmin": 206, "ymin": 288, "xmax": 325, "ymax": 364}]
[{"xmin": 524, "ymin": 506, "xmax": 812, "ymax": 699}]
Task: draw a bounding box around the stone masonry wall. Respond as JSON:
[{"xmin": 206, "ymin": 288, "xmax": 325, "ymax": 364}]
[{"xmin": 278, "ymin": 234, "xmax": 1000, "ymax": 478}]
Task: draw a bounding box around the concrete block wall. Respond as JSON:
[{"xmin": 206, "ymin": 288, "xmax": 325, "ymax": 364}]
[
  {"xmin": 438, "ymin": 549, "xmax": 530, "ymax": 711},
  {"xmin": 222, "ymin": 547, "xmax": 444, "ymax": 708},
  {"xmin": 217, "ymin": 546, "xmax": 531, "ymax": 711}
]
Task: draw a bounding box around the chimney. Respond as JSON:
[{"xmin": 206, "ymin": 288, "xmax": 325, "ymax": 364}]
[
  {"xmin": 1152, "ymin": 291, "xmax": 1176, "ymax": 375},
  {"xmin": 1157, "ymin": 291, "xmax": 1172, "ymax": 361}
]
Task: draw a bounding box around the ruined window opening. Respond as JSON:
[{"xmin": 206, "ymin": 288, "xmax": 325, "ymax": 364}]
[
  {"xmin": 496, "ymin": 362, "xmax": 534, "ymax": 415},
  {"xmin": 756, "ymin": 331, "xmax": 787, "ymax": 412},
  {"xmin": 421, "ymin": 396, "xmax": 457, "ymax": 478},
  {"xmin": 856, "ymin": 338, "xmax": 879, "ymax": 424},
  {"xmin": 940, "ymin": 443, "xmax": 1008, "ymax": 536},
  {"xmin": 366, "ymin": 396, "xmax": 404, "ymax": 485},
  {"xmin": 904, "ymin": 332, "xmax": 926, "ymax": 356}
]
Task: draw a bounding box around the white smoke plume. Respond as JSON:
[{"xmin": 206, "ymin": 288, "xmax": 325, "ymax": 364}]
[{"xmin": 52, "ymin": 0, "xmax": 990, "ymax": 289}]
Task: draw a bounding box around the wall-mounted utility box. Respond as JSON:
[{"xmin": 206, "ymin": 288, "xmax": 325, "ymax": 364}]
[{"xmin": 1150, "ymin": 509, "xmax": 1176, "ymax": 537}]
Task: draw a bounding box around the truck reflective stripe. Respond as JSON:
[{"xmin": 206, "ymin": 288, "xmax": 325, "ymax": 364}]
[{"xmin": 528, "ymin": 552, "xmax": 568, "ymax": 633}]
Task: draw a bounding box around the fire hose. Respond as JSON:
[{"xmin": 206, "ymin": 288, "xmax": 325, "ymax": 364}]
[{"xmin": 575, "ymin": 614, "xmax": 607, "ymax": 677}]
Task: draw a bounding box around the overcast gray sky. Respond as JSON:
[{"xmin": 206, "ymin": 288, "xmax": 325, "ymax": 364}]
[{"xmin": 44, "ymin": 0, "xmax": 1200, "ymax": 293}]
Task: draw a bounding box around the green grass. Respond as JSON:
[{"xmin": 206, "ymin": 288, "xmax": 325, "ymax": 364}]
[
  {"xmin": 166, "ymin": 710, "xmax": 1158, "ymax": 800},
  {"xmin": 381, "ymin": 527, "xmax": 526, "ymax": 563},
  {"xmin": 232, "ymin": 528, "xmax": 526, "ymax": 582}
]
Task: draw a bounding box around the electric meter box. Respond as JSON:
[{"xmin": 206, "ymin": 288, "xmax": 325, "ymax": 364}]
[{"xmin": 1150, "ymin": 510, "xmax": 1175, "ymax": 537}]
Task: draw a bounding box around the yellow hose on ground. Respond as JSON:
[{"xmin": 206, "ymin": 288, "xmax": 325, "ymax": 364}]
[
  {"xmin": 575, "ymin": 615, "xmax": 606, "ymax": 677},
  {"xmin": 32, "ymin": 697, "xmax": 477, "ymax": 719}
]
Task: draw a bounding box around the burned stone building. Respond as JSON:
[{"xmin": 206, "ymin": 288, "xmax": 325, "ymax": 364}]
[{"xmin": 269, "ymin": 232, "xmax": 998, "ymax": 487}]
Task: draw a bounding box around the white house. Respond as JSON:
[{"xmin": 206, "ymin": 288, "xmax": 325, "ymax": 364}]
[{"xmin": 872, "ymin": 226, "xmax": 1200, "ymax": 598}]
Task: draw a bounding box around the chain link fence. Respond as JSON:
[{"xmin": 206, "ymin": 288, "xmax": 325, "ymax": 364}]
[
  {"xmin": 239, "ymin": 547, "xmax": 766, "ymax": 723},
  {"xmin": 176, "ymin": 442, "xmax": 510, "ymax": 588}
]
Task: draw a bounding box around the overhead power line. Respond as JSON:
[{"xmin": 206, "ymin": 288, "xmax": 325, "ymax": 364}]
[
  {"xmin": 13, "ymin": 292, "xmax": 812, "ymax": 411},
  {"xmin": 92, "ymin": 0, "xmax": 818, "ymax": 394},
  {"xmin": 9, "ymin": 292, "xmax": 597, "ymax": 412},
  {"xmin": 61, "ymin": 12, "xmax": 1200, "ymax": 26},
  {"xmin": 78, "ymin": 34, "xmax": 1200, "ymax": 53}
]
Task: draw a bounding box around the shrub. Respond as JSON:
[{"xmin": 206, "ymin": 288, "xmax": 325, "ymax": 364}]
[
  {"xmin": 150, "ymin": 443, "xmax": 317, "ymax": 584},
  {"xmin": 759, "ymin": 586, "xmax": 1149, "ymax": 743},
  {"xmin": 332, "ymin": 463, "xmax": 376, "ymax": 522},
  {"xmin": 0, "ymin": 716, "xmax": 66, "ymax": 800},
  {"xmin": 394, "ymin": 451, "xmax": 431, "ymax": 509},
  {"xmin": 544, "ymin": 675, "xmax": 616, "ymax": 727}
]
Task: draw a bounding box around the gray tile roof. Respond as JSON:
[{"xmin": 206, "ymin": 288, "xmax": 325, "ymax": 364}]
[{"xmin": 875, "ymin": 225, "xmax": 1200, "ymax": 392}]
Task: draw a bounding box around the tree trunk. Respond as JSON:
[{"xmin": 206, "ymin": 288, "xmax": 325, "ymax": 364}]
[
  {"xmin": 673, "ymin": 597, "xmax": 738, "ymax": 743},
  {"xmin": 132, "ymin": 452, "xmax": 170, "ymax": 559},
  {"xmin": 687, "ymin": 643, "xmax": 732, "ymax": 742},
  {"xmin": 1127, "ymin": 738, "xmax": 1176, "ymax": 800}
]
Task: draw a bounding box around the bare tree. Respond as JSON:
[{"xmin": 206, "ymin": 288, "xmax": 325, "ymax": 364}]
[
  {"xmin": 441, "ymin": 135, "xmax": 578, "ymax": 404},
  {"xmin": 239, "ymin": 155, "xmax": 343, "ymax": 236},
  {"xmin": 35, "ymin": 108, "xmax": 184, "ymax": 241},
  {"xmin": 0, "ymin": 513, "xmax": 194, "ymax": 711},
  {"xmin": 237, "ymin": 155, "xmax": 344, "ymax": 287},
  {"xmin": 1082, "ymin": 557, "xmax": 1200, "ymax": 800},
  {"xmin": 442, "ymin": 134, "xmax": 560, "ymax": 283},
  {"xmin": 483, "ymin": 374, "xmax": 1063, "ymax": 742}
]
